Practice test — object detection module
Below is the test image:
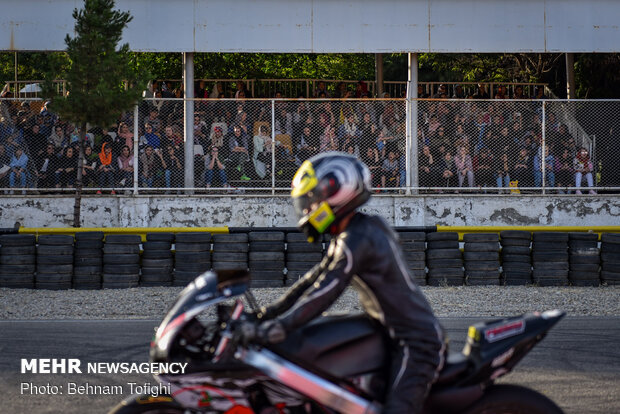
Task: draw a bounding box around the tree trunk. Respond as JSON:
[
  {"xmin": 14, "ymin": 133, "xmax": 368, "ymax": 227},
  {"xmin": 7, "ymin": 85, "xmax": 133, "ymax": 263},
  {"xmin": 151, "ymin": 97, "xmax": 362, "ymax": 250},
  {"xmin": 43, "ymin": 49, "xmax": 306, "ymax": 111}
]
[{"xmin": 73, "ymin": 123, "xmax": 87, "ymax": 228}]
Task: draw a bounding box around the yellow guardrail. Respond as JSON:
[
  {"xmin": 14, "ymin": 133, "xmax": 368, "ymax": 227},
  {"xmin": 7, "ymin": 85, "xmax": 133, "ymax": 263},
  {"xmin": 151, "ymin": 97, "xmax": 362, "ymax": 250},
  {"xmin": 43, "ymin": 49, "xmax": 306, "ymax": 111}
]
[
  {"xmin": 437, "ymin": 226, "xmax": 620, "ymax": 241},
  {"xmin": 18, "ymin": 227, "xmax": 229, "ymax": 241}
]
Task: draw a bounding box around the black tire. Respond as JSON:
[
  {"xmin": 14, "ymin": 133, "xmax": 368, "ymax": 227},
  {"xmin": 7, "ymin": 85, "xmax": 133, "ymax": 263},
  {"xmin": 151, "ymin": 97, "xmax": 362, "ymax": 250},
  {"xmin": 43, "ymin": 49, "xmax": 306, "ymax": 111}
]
[
  {"xmin": 501, "ymin": 254, "xmax": 531, "ymax": 264},
  {"xmin": 500, "ymin": 246, "xmax": 531, "ymax": 255},
  {"xmin": 427, "ymin": 258, "xmax": 463, "ymax": 269},
  {"xmin": 0, "ymin": 254, "xmax": 36, "ymax": 265},
  {"xmin": 36, "ymin": 273, "xmax": 72, "ymax": 283},
  {"xmin": 75, "ymin": 231, "xmax": 104, "ymax": 241},
  {"xmin": 601, "ymin": 233, "xmax": 620, "ymax": 244},
  {"xmin": 398, "ymin": 232, "xmax": 426, "ymax": 242},
  {"xmin": 601, "ymin": 251, "xmax": 620, "ymax": 263},
  {"xmin": 569, "ymin": 263, "xmax": 600, "ymax": 272},
  {"xmin": 146, "ymin": 233, "xmax": 175, "ymax": 242},
  {"xmin": 427, "ymin": 241, "xmax": 459, "ymax": 250},
  {"xmin": 39, "ymin": 264, "xmax": 73, "ymax": 274},
  {"xmin": 464, "ymin": 242, "xmax": 500, "ymax": 252},
  {"xmin": 250, "ymin": 242, "xmax": 286, "ymax": 252},
  {"xmin": 463, "ymin": 233, "xmax": 499, "ymax": 243},
  {"xmin": 601, "ymin": 269, "xmax": 620, "ymax": 280},
  {"xmin": 37, "ymin": 245, "xmax": 74, "ymax": 255},
  {"xmin": 286, "ymin": 232, "xmax": 314, "ymax": 242},
  {"xmin": 248, "ymin": 251, "xmax": 285, "ymax": 262},
  {"xmin": 568, "ymin": 240, "xmax": 598, "ymax": 250},
  {"xmin": 531, "ymin": 242, "xmax": 568, "ymax": 252},
  {"xmin": 141, "ymin": 258, "xmax": 174, "ymax": 268},
  {"xmin": 0, "ymin": 246, "xmax": 36, "ymax": 255},
  {"xmin": 569, "ymin": 278, "xmax": 600, "ymax": 287},
  {"xmin": 569, "ymin": 254, "xmax": 600, "ymax": 265},
  {"xmin": 102, "ymin": 274, "xmax": 139, "ymax": 284},
  {"xmin": 466, "ymin": 277, "xmax": 500, "ymax": 286},
  {"xmin": 502, "ymin": 270, "xmax": 532, "ymax": 280},
  {"xmin": 213, "ymin": 243, "xmax": 249, "ymax": 253},
  {"xmin": 286, "ymin": 242, "xmax": 323, "ymax": 253},
  {"xmin": 174, "ymin": 251, "xmax": 211, "ymax": 263},
  {"xmin": 142, "ymin": 241, "xmax": 172, "ymax": 251},
  {"xmin": 427, "ymin": 276, "xmax": 463, "ymax": 286},
  {"xmin": 37, "ymin": 234, "xmax": 74, "ymax": 245},
  {"xmin": 0, "ymin": 264, "xmax": 36, "ymax": 274},
  {"xmin": 0, "ymin": 234, "xmax": 36, "ymax": 246},
  {"xmin": 426, "ymin": 249, "xmax": 461, "ymax": 260},
  {"xmin": 140, "ymin": 267, "xmax": 173, "ymax": 276},
  {"xmin": 141, "ymin": 250, "xmax": 173, "ymax": 260},
  {"xmin": 601, "ymin": 243, "xmax": 620, "ymax": 254},
  {"xmin": 175, "ymin": 232, "xmax": 212, "ymax": 243},
  {"xmin": 174, "ymin": 242, "xmax": 211, "ymax": 252},
  {"xmin": 407, "ymin": 260, "xmax": 427, "ymax": 270},
  {"xmin": 501, "ymin": 262, "xmax": 532, "ymax": 272},
  {"xmin": 428, "ymin": 267, "xmax": 464, "ymax": 277},
  {"xmin": 73, "ymin": 266, "xmax": 102, "ymax": 275},
  {"xmin": 502, "ymin": 278, "xmax": 531, "ymax": 286},
  {"xmin": 103, "ymin": 254, "xmax": 140, "ymax": 265},
  {"xmin": 532, "ymin": 269, "xmax": 569, "ymax": 278},
  {"xmin": 251, "ymin": 270, "xmax": 284, "ymax": 280},
  {"xmin": 173, "ymin": 270, "xmax": 202, "ymax": 281},
  {"xmin": 249, "ymin": 261, "xmax": 286, "ymax": 271},
  {"xmin": 569, "ymin": 247, "xmax": 599, "ymax": 256},
  {"xmin": 500, "ymin": 230, "xmax": 531, "ymax": 240},
  {"xmin": 105, "ymin": 235, "xmax": 141, "ymax": 244},
  {"xmin": 402, "ymin": 251, "xmax": 425, "ymax": 261},
  {"xmin": 531, "ymin": 252, "xmax": 569, "ymax": 262},
  {"xmin": 461, "ymin": 384, "xmax": 563, "ymax": 414},
  {"xmin": 104, "ymin": 244, "xmax": 141, "ymax": 255},
  {"xmin": 568, "ymin": 232, "xmax": 599, "ymax": 241},
  {"xmin": 249, "ymin": 231, "xmax": 285, "ymax": 242},
  {"xmin": 37, "ymin": 255, "xmax": 74, "ymax": 265},
  {"xmin": 74, "ymin": 257, "xmax": 103, "ymax": 266},
  {"xmin": 175, "ymin": 262, "xmax": 211, "ymax": 272},
  {"xmin": 532, "ymin": 232, "xmax": 569, "ymax": 243},
  {"xmin": 286, "ymin": 261, "xmax": 317, "ymax": 271},
  {"xmin": 533, "ymin": 261, "xmax": 569, "ymax": 271},
  {"xmin": 212, "ymin": 252, "xmax": 247, "ymax": 262},
  {"xmin": 75, "ymin": 240, "xmax": 104, "ymax": 249},
  {"xmin": 400, "ymin": 241, "xmax": 426, "ymax": 252},
  {"xmin": 465, "ymin": 270, "xmax": 500, "ymax": 279},
  {"xmin": 251, "ymin": 279, "xmax": 284, "ymax": 288},
  {"xmin": 465, "ymin": 261, "xmax": 500, "ymax": 271},
  {"xmin": 104, "ymin": 264, "xmax": 140, "ymax": 274},
  {"xmin": 213, "ymin": 233, "xmax": 247, "ymax": 243},
  {"xmin": 426, "ymin": 232, "xmax": 458, "ymax": 242},
  {"xmin": 211, "ymin": 261, "xmax": 247, "ymax": 271},
  {"xmin": 464, "ymin": 252, "xmax": 499, "ymax": 261},
  {"xmin": 286, "ymin": 252, "xmax": 324, "ymax": 262},
  {"xmin": 500, "ymin": 238, "xmax": 531, "ymax": 247}
]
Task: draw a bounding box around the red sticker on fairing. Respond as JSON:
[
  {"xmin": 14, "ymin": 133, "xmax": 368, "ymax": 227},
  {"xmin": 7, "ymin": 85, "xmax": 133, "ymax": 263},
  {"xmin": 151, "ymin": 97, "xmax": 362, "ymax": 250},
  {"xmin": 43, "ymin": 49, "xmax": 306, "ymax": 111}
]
[{"xmin": 484, "ymin": 320, "xmax": 525, "ymax": 342}]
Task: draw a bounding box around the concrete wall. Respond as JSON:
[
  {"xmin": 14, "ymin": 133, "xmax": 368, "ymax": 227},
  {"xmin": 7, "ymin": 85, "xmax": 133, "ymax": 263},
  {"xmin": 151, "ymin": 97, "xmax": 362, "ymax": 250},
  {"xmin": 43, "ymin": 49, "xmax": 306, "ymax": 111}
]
[{"xmin": 1, "ymin": 195, "xmax": 619, "ymax": 229}]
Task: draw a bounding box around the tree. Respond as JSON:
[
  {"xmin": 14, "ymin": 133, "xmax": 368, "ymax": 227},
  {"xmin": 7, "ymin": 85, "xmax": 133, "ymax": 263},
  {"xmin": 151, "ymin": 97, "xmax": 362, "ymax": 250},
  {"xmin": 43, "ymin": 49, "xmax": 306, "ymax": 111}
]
[{"xmin": 43, "ymin": 0, "xmax": 146, "ymax": 227}]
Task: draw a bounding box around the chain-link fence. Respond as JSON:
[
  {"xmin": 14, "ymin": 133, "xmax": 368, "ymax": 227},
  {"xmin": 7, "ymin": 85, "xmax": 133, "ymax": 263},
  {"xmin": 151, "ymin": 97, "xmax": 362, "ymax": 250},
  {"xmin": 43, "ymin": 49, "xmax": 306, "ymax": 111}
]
[{"xmin": 0, "ymin": 97, "xmax": 617, "ymax": 195}]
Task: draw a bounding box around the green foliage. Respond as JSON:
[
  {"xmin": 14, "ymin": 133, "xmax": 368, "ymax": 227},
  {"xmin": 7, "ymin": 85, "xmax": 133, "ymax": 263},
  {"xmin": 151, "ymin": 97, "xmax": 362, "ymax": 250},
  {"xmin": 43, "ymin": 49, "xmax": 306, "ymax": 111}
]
[{"xmin": 43, "ymin": 0, "xmax": 147, "ymax": 128}]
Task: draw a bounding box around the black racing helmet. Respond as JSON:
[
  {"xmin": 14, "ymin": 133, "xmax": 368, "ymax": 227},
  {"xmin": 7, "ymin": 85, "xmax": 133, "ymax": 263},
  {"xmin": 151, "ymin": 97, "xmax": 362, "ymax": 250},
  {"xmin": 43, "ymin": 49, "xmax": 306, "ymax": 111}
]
[{"xmin": 291, "ymin": 152, "xmax": 371, "ymax": 243}]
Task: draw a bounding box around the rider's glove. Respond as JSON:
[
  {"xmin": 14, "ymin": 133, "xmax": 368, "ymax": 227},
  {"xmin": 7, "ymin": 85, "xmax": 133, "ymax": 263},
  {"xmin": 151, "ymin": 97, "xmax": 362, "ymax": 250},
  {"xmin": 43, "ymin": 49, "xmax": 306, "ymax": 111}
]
[{"xmin": 257, "ymin": 320, "xmax": 286, "ymax": 344}]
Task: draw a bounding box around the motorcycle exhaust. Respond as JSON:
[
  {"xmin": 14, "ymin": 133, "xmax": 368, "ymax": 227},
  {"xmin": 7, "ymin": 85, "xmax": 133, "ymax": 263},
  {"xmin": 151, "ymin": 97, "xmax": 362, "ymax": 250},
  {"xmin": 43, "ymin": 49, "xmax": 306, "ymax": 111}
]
[{"xmin": 237, "ymin": 347, "xmax": 381, "ymax": 414}]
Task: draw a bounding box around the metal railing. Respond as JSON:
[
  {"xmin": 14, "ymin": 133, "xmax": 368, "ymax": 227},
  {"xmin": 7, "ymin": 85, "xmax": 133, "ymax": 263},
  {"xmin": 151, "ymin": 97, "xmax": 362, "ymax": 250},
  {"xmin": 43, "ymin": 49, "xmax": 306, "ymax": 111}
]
[{"xmin": 1, "ymin": 97, "xmax": 615, "ymax": 196}]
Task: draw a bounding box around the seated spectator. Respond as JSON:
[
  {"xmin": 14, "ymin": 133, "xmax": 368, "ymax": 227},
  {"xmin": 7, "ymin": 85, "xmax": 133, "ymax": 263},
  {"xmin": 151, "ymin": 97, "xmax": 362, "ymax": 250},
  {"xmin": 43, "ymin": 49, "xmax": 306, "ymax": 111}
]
[
  {"xmin": 294, "ymin": 126, "xmax": 319, "ymax": 164},
  {"xmin": 495, "ymin": 152, "xmax": 511, "ymax": 192},
  {"xmin": 510, "ymin": 147, "xmax": 532, "ymax": 189},
  {"xmin": 556, "ymin": 148, "xmax": 574, "ymax": 194},
  {"xmin": 473, "ymin": 147, "xmax": 495, "ymax": 189},
  {"xmin": 82, "ymin": 145, "xmax": 97, "ymax": 187},
  {"xmin": 533, "ymin": 146, "xmax": 555, "ymax": 188},
  {"xmin": 139, "ymin": 145, "xmax": 161, "ymax": 188},
  {"xmin": 362, "ymin": 146, "xmax": 381, "ymax": 187},
  {"xmin": 54, "ymin": 146, "xmax": 77, "ymax": 189},
  {"xmin": 253, "ymin": 125, "xmax": 272, "ymax": 179},
  {"xmin": 452, "ymin": 84, "xmax": 465, "ymax": 99},
  {"xmin": 117, "ymin": 122, "xmax": 134, "ymax": 151},
  {"xmin": 419, "ymin": 145, "xmax": 437, "ymax": 188},
  {"xmin": 513, "ymin": 85, "xmax": 526, "ymax": 99},
  {"xmin": 210, "ymin": 125, "xmax": 226, "ymax": 153},
  {"xmin": 319, "ymin": 124, "xmax": 338, "ymax": 153},
  {"xmin": 454, "ymin": 146, "xmax": 475, "ymax": 189},
  {"xmin": 145, "ymin": 108, "xmax": 162, "ymax": 134},
  {"xmin": 9, "ymin": 146, "xmax": 28, "ymax": 193},
  {"xmin": 160, "ymin": 144, "xmax": 183, "ymax": 189},
  {"xmin": 139, "ymin": 123, "xmax": 161, "ymax": 153},
  {"xmin": 0, "ymin": 143, "xmax": 11, "ymax": 189},
  {"xmin": 48, "ymin": 125, "xmax": 69, "ymax": 151},
  {"xmin": 473, "ymin": 84, "xmax": 490, "ymax": 99},
  {"xmin": 97, "ymin": 142, "xmax": 116, "ymax": 194},
  {"xmin": 117, "ymin": 145, "xmax": 134, "ymax": 188},
  {"xmin": 26, "ymin": 123, "xmax": 48, "ymax": 164},
  {"xmin": 574, "ymin": 147, "xmax": 596, "ymax": 195},
  {"xmin": 380, "ymin": 149, "xmax": 400, "ymax": 190},
  {"xmin": 439, "ymin": 151, "xmax": 456, "ymax": 189},
  {"xmin": 162, "ymin": 125, "xmax": 183, "ymax": 150},
  {"xmin": 204, "ymin": 145, "xmax": 228, "ymax": 188},
  {"xmin": 227, "ymin": 124, "xmax": 251, "ymax": 180}
]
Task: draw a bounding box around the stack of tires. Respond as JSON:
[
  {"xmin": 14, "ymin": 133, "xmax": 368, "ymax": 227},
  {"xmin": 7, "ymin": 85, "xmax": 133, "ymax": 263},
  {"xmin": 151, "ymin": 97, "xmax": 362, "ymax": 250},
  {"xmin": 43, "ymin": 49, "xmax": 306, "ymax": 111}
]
[
  {"xmin": 212, "ymin": 233, "xmax": 248, "ymax": 273},
  {"xmin": 463, "ymin": 233, "xmax": 500, "ymax": 286},
  {"xmin": 398, "ymin": 232, "xmax": 427, "ymax": 286},
  {"xmin": 173, "ymin": 232, "xmax": 212, "ymax": 286},
  {"xmin": 426, "ymin": 232, "xmax": 463, "ymax": 286},
  {"xmin": 531, "ymin": 232, "xmax": 569, "ymax": 286},
  {"xmin": 73, "ymin": 232, "xmax": 104, "ymax": 289},
  {"xmin": 36, "ymin": 235, "xmax": 74, "ymax": 290},
  {"xmin": 0, "ymin": 234, "xmax": 36, "ymax": 289},
  {"xmin": 601, "ymin": 233, "xmax": 620, "ymax": 286},
  {"xmin": 568, "ymin": 233, "xmax": 600, "ymax": 287},
  {"xmin": 500, "ymin": 231, "xmax": 532, "ymax": 285},
  {"xmin": 286, "ymin": 233, "xmax": 322, "ymax": 286},
  {"xmin": 103, "ymin": 235, "xmax": 141, "ymax": 289},
  {"xmin": 141, "ymin": 233, "xmax": 174, "ymax": 287},
  {"xmin": 249, "ymin": 232, "xmax": 285, "ymax": 288}
]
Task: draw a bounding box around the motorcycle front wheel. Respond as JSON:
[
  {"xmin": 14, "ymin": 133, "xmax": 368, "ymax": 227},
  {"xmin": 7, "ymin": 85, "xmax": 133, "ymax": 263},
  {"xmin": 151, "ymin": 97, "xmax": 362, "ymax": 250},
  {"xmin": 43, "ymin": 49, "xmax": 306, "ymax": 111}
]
[{"xmin": 463, "ymin": 384, "xmax": 564, "ymax": 414}]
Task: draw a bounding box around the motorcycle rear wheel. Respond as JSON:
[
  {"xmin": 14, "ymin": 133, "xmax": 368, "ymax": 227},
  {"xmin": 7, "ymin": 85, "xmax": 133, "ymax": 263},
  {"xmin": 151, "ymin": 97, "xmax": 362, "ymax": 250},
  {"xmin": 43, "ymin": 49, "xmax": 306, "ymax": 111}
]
[{"xmin": 462, "ymin": 384, "xmax": 564, "ymax": 414}]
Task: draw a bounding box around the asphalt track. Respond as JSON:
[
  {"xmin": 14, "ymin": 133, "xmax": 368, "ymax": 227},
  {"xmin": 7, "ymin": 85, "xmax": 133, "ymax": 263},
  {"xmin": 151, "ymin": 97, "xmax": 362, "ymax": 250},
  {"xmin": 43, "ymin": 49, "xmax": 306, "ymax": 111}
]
[{"xmin": 0, "ymin": 317, "xmax": 618, "ymax": 414}]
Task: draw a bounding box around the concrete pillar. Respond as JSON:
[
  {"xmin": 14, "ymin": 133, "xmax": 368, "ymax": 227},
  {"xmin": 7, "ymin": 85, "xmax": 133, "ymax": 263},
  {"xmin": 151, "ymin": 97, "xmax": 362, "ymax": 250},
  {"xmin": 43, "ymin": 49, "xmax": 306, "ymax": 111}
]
[
  {"xmin": 375, "ymin": 53, "xmax": 384, "ymax": 97},
  {"xmin": 565, "ymin": 53, "xmax": 576, "ymax": 99},
  {"xmin": 183, "ymin": 52, "xmax": 195, "ymax": 192}
]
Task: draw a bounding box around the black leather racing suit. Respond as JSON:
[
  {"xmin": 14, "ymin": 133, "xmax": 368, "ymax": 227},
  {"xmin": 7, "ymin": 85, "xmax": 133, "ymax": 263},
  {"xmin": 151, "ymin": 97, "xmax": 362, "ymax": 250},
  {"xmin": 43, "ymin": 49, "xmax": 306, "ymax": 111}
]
[{"xmin": 260, "ymin": 213, "xmax": 446, "ymax": 414}]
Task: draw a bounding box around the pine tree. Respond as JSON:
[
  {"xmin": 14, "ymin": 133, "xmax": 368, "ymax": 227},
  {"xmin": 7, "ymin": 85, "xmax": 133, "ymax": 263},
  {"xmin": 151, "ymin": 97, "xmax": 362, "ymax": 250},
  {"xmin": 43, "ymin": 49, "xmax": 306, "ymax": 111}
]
[{"xmin": 43, "ymin": 0, "xmax": 146, "ymax": 227}]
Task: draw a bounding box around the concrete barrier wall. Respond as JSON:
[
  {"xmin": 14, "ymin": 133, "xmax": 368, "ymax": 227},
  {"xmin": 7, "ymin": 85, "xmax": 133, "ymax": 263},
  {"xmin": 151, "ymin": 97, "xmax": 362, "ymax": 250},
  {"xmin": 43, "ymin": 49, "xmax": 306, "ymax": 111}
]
[{"xmin": 1, "ymin": 195, "xmax": 619, "ymax": 228}]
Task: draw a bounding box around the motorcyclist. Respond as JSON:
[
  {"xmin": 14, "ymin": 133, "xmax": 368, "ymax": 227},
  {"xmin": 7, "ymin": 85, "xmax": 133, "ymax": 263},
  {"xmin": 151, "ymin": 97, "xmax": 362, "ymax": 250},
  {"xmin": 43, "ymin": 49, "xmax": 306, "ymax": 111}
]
[{"xmin": 248, "ymin": 152, "xmax": 446, "ymax": 414}]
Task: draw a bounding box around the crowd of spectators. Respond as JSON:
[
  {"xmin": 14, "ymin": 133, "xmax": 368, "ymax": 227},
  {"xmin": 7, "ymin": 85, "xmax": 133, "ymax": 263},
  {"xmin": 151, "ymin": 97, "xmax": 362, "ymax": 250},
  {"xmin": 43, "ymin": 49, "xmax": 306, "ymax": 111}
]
[{"xmin": 0, "ymin": 80, "xmax": 597, "ymax": 194}]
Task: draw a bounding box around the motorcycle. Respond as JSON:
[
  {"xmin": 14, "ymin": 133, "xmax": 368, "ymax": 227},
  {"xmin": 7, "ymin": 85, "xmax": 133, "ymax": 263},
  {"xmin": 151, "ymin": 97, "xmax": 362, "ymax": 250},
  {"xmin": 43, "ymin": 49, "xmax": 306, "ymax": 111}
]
[{"xmin": 109, "ymin": 270, "xmax": 566, "ymax": 414}]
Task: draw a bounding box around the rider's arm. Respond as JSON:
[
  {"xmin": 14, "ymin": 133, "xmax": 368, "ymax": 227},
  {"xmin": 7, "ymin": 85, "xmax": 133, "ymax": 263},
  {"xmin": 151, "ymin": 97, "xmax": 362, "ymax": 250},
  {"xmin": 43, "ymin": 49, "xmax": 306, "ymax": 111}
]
[{"xmin": 258, "ymin": 257, "xmax": 327, "ymax": 321}]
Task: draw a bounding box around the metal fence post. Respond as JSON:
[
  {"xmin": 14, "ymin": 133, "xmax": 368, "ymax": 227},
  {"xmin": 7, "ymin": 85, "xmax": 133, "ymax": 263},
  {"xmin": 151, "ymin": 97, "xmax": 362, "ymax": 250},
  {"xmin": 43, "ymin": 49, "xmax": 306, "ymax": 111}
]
[
  {"xmin": 542, "ymin": 100, "xmax": 546, "ymax": 195},
  {"xmin": 271, "ymin": 99, "xmax": 276, "ymax": 194},
  {"xmin": 133, "ymin": 104, "xmax": 139, "ymax": 195},
  {"xmin": 406, "ymin": 52, "xmax": 419, "ymax": 195},
  {"xmin": 183, "ymin": 52, "xmax": 195, "ymax": 194}
]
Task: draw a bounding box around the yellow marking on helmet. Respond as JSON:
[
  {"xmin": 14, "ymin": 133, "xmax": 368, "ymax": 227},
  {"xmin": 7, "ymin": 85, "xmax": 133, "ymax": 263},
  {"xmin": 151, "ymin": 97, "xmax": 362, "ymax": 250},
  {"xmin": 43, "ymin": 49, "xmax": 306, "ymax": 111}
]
[
  {"xmin": 291, "ymin": 160, "xmax": 318, "ymax": 197},
  {"xmin": 308, "ymin": 201, "xmax": 335, "ymax": 234},
  {"xmin": 468, "ymin": 326, "xmax": 481, "ymax": 341}
]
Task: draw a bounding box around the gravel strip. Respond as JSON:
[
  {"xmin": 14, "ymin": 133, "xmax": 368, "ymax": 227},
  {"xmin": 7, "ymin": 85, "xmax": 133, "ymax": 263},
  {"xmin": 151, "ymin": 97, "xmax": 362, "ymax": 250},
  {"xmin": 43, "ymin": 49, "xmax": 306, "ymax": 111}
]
[{"xmin": 1, "ymin": 286, "xmax": 619, "ymax": 320}]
